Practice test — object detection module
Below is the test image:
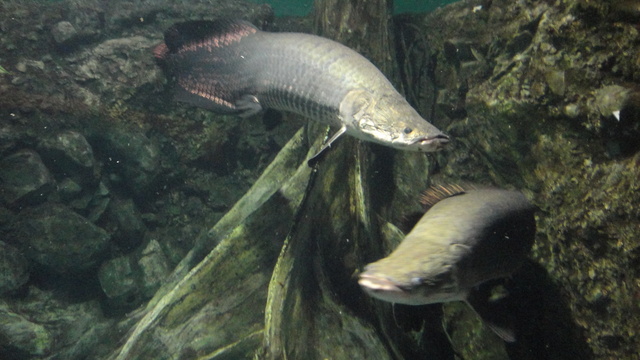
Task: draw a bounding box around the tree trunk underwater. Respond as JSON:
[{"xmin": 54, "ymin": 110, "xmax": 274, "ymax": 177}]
[{"xmin": 108, "ymin": 0, "xmax": 437, "ymax": 358}]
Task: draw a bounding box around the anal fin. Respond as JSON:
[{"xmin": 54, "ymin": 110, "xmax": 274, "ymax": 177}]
[
  {"xmin": 175, "ymin": 78, "xmax": 263, "ymax": 117},
  {"xmin": 174, "ymin": 77, "xmax": 237, "ymax": 113}
]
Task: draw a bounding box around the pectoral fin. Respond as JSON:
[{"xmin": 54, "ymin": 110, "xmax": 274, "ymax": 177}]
[
  {"xmin": 465, "ymin": 285, "xmax": 516, "ymax": 342},
  {"xmin": 307, "ymin": 125, "xmax": 347, "ymax": 167}
]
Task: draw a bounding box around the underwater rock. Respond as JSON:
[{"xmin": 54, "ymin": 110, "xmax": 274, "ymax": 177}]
[
  {"xmin": 15, "ymin": 60, "xmax": 45, "ymax": 73},
  {"xmin": 10, "ymin": 286, "xmax": 116, "ymax": 360},
  {"xmin": 0, "ymin": 125, "xmax": 21, "ymax": 156},
  {"xmin": 0, "ymin": 241, "xmax": 29, "ymax": 295},
  {"xmin": 51, "ymin": 21, "xmax": 78, "ymax": 45},
  {"xmin": 0, "ymin": 206, "xmax": 15, "ymax": 240},
  {"xmin": 504, "ymin": 31, "xmax": 534, "ymax": 57},
  {"xmin": 137, "ymin": 239, "xmax": 170, "ymax": 298},
  {"xmin": 50, "ymin": 0, "xmax": 104, "ymax": 50},
  {"xmin": 600, "ymin": 89, "xmax": 640, "ymax": 157},
  {"xmin": 68, "ymin": 36, "xmax": 162, "ymax": 106},
  {"xmin": 0, "ymin": 149, "xmax": 55, "ymax": 207},
  {"xmin": 544, "ymin": 69, "xmax": 566, "ymax": 96},
  {"xmin": 91, "ymin": 128, "xmax": 161, "ymax": 196},
  {"xmin": 104, "ymin": 197, "xmax": 146, "ymax": 250},
  {"xmin": 563, "ymin": 103, "xmax": 581, "ymax": 118},
  {"xmin": 444, "ymin": 39, "xmax": 479, "ymax": 66},
  {"xmin": 0, "ymin": 302, "xmax": 53, "ymax": 357},
  {"xmin": 592, "ymin": 85, "xmax": 630, "ymax": 119},
  {"xmin": 13, "ymin": 203, "xmax": 110, "ymax": 273},
  {"xmin": 98, "ymin": 239, "xmax": 170, "ymax": 311},
  {"xmin": 39, "ymin": 130, "xmax": 96, "ymax": 170},
  {"xmin": 85, "ymin": 181, "xmax": 111, "ymax": 222},
  {"xmin": 587, "ymin": 85, "xmax": 640, "ymax": 156},
  {"xmin": 39, "ymin": 130, "xmax": 98, "ymax": 186},
  {"xmin": 57, "ymin": 178, "xmax": 83, "ymax": 201},
  {"xmin": 98, "ymin": 255, "xmax": 139, "ymax": 309}
]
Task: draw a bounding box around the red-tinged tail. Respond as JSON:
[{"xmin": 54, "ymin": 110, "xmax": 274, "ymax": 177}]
[
  {"xmin": 153, "ymin": 43, "xmax": 169, "ymax": 60},
  {"xmin": 162, "ymin": 19, "xmax": 257, "ymax": 55},
  {"xmin": 153, "ymin": 19, "xmax": 261, "ymax": 114}
]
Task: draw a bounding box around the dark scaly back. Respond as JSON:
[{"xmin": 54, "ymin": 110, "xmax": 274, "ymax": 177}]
[{"xmin": 154, "ymin": 20, "xmax": 259, "ymax": 113}]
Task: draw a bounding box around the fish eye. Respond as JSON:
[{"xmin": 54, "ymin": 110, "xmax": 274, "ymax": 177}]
[{"xmin": 403, "ymin": 127, "xmax": 413, "ymax": 134}]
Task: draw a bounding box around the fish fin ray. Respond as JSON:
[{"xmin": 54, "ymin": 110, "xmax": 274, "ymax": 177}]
[
  {"xmin": 307, "ymin": 125, "xmax": 347, "ymax": 167},
  {"xmin": 465, "ymin": 290, "xmax": 517, "ymax": 343},
  {"xmin": 173, "ymin": 77, "xmax": 238, "ymax": 113},
  {"xmin": 483, "ymin": 321, "xmax": 516, "ymax": 342},
  {"xmin": 398, "ymin": 212, "xmax": 424, "ymax": 233},
  {"xmin": 420, "ymin": 183, "xmax": 477, "ymax": 209},
  {"xmin": 163, "ymin": 19, "xmax": 257, "ymax": 54},
  {"xmin": 159, "ymin": 19, "xmax": 259, "ymax": 113}
]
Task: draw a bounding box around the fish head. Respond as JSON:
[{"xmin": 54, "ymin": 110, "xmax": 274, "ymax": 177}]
[
  {"xmin": 350, "ymin": 93, "xmax": 450, "ymax": 152},
  {"xmin": 358, "ymin": 258, "xmax": 464, "ymax": 305}
]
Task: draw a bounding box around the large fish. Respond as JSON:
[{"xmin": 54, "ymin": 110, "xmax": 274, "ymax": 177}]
[
  {"xmin": 358, "ymin": 185, "xmax": 536, "ymax": 342},
  {"xmin": 154, "ymin": 20, "xmax": 449, "ymax": 161}
]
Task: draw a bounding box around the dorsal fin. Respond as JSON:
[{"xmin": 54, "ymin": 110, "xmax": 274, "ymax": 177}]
[
  {"xmin": 163, "ymin": 19, "xmax": 258, "ymax": 54},
  {"xmin": 420, "ymin": 183, "xmax": 476, "ymax": 210},
  {"xmin": 398, "ymin": 212, "xmax": 424, "ymax": 233}
]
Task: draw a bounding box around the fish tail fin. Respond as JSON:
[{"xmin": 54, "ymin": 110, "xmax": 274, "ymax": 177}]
[{"xmin": 156, "ymin": 19, "xmax": 262, "ymax": 115}]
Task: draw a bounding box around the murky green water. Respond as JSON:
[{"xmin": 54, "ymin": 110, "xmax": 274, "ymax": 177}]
[{"xmin": 249, "ymin": 0, "xmax": 459, "ymax": 16}]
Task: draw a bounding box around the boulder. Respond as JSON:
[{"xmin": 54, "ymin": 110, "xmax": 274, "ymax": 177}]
[
  {"xmin": 38, "ymin": 130, "xmax": 98, "ymax": 186},
  {"xmin": 91, "ymin": 128, "xmax": 160, "ymax": 196},
  {"xmin": 0, "ymin": 150, "xmax": 55, "ymax": 207},
  {"xmin": 13, "ymin": 203, "xmax": 110, "ymax": 273},
  {"xmin": 104, "ymin": 197, "xmax": 146, "ymax": 250},
  {"xmin": 0, "ymin": 303, "xmax": 53, "ymax": 357},
  {"xmin": 0, "ymin": 241, "xmax": 29, "ymax": 295}
]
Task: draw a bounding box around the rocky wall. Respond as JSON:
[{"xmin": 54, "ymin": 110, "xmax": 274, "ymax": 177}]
[
  {"xmin": 0, "ymin": 0, "xmax": 296, "ymax": 359},
  {"xmin": 407, "ymin": 0, "xmax": 640, "ymax": 359}
]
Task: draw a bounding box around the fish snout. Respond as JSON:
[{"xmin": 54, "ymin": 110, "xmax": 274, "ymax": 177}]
[
  {"xmin": 358, "ymin": 273, "xmax": 403, "ymax": 292},
  {"xmin": 418, "ymin": 133, "xmax": 450, "ymax": 151},
  {"xmin": 358, "ymin": 272, "xmax": 412, "ymax": 300}
]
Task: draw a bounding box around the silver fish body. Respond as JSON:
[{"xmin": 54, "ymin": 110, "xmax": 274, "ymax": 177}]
[
  {"xmin": 359, "ymin": 188, "xmax": 535, "ymax": 303},
  {"xmin": 155, "ymin": 20, "xmax": 449, "ymax": 152},
  {"xmin": 358, "ymin": 188, "xmax": 536, "ymax": 341}
]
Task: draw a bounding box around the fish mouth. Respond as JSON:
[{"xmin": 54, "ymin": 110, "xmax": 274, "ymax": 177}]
[
  {"xmin": 416, "ymin": 134, "xmax": 450, "ymax": 150},
  {"xmin": 358, "ymin": 274, "xmax": 404, "ymax": 292},
  {"xmin": 358, "ymin": 273, "xmax": 413, "ymax": 304}
]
